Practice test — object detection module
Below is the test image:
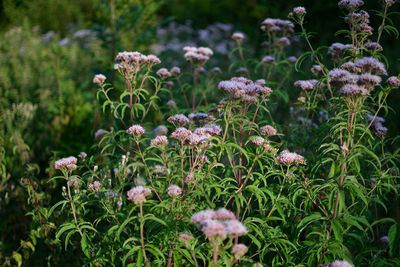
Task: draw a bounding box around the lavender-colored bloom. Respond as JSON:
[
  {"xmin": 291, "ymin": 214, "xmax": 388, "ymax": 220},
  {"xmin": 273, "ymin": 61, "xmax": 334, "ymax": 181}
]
[
  {"xmin": 191, "ymin": 210, "xmax": 216, "ymax": 223},
  {"xmin": 223, "ymin": 219, "xmax": 248, "ymax": 236},
  {"xmin": 94, "ymin": 129, "xmax": 107, "ymax": 140},
  {"xmin": 365, "ymin": 42, "xmax": 383, "ymax": 51},
  {"xmin": 126, "ymin": 125, "xmax": 145, "ymax": 137},
  {"xmin": 117, "ymin": 201, "xmax": 123, "ymax": 207},
  {"xmin": 328, "ymin": 43, "xmax": 352, "ymax": 57},
  {"xmin": 262, "ymin": 56, "xmax": 275, "ymax": 64},
  {"xmin": 387, "ymin": 76, "xmax": 400, "ymax": 87},
  {"xmin": 178, "ymin": 233, "xmax": 194, "ymax": 242},
  {"xmin": 199, "ymin": 220, "xmax": 227, "ymax": 239},
  {"xmin": 157, "ymin": 68, "xmax": 171, "ymax": 79},
  {"xmin": 360, "ymin": 74, "xmax": 381, "ymax": 87},
  {"xmin": 212, "ymin": 67, "xmax": 222, "ymax": 74},
  {"xmin": 338, "ymin": 0, "xmax": 364, "ymax": 10},
  {"xmin": 146, "ymin": 55, "xmax": 161, "ymax": 65},
  {"xmin": 154, "ymin": 125, "xmax": 168, "ymax": 136},
  {"xmin": 232, "ymin": 32, "xmax": 245, "ymax": 41},
  {"xmin": 127, "ymin": 186, "xmax": 151, "ymax": 204},
  {"xmin": 151, "ymin": 135, "xmax": 168, "ymax": 147},
  {"xmin": 78, "ymin": 152, "xmax": 87, "ymax": 159},
  {"xmin": 276, "ymin": 150, "xmax": 306, "ymax": 166},
  {"xmin": 185, "ymin": 173, "xmax": 194, "ymax": 183},
  {"xmin": 328, "ymin": 68, "xmax": 358, "ymax": 84},
  {"xmin": 293, "ymin": 7, "xmax": 306, "ymax": 17},
  {"xmin": 324, "ymin": 259, "xmax": 353, "ymax": 267},
  {"xmin": 170, "ymin": 67, "xmax": 181, "ymax": 75},
  {"xmin": 355, "ymin": 57, "xmax": 387, "ymax": 75},
  {"xmin": 215, "ymin": 208, "xmax": 236, "ymax": 220},
  {"xmin": 294, "ymin": 79, "xmax": 319, "ymax": 91},
  {"xmin": 171, "ymin": 127, "xmax": 192, "ymax": 142},
  {"xmin": 93, "ymin": 74, "xmax": 106, "ymax": 85},
  {"xmin": 89, "ymin": 181, "xmax": 101, "ymax": 191},
  {"xmin": 168, "ymin": 114, "xmax": 189, "ymax": 127},
  {"xmin": 260, "ymin": 125, "xmax": 277, "ymax": 136},
  {"xmin": 55, "ymin": 156, "xmax": 78, "ymax": 171},
  {"xmin": 340, "ymin": 84, "xmax": 368, "ymax": 96},
  {"xmin": 288, "ymin": 56, "xmax": 297, "ymax": 63},
  {"xmin": 167, "ymin": 185, "xmax": 182, "ymax": 197}
]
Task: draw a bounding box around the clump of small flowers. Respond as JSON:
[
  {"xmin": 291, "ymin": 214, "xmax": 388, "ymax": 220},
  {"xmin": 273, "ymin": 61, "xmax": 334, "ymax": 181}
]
[
  {"xmin": 93, "ymin": 74, "xmax": 106, "ymax": 85},
  {"xmin": 127, "ymin": 186, "xmax": 151, "ymax": 204},
  {"xmin": 294, "ymin": 79, "xmax": 319, "ymax": 91},
  {"xmin": 218, "ymin": 77, "xmax": 272, "ymax": 103},
  {"xmin": 338, "ymin": 0, "xmax": 364, "ymax": 11},
  {"xmin": 167, "ymin": 185, "xmax": 182, "ymax": 197},
  {"xmin": 387, "ymin": 76, "xmax": 400, "ymax": 87},
  {"xmin": 185, "ymin": 173, "xmax": 194, "ymax": 183},
  {"xmin": 288, "ymin": 56, "xmax": 297, "ymax": 63},
  {"xmin": 55, "ymin": 156, "xmax": 78, "ymax": 171},
  {"xmin": 114, "ymin": 51, "xmax": 160, "ymax": 74},
  {"xmin": 262, "ymin": 56, "xmax": 275, "ymax": 64},
  {"xmin": 154, "ymin": 125, "xmax": 168, "ymax": 136},
  {"xmin": 126, "ymin": 125, "xmax": 145, "ymax": 137},
  {"xmin": 156, "ymin": 68, "xmax": 172, "ymax": 79},
  {"xmin": 183, "ymin": 46, "xmax": 213, "ymax": 66},
  {"xmin": 78, "ymin": 152, "xmax": 87, "ymax": 160},
  {"xmin": 88, "ymin": 181, "xmax": 101, "ymax": 192},
  {"xmin": 324, "ymin": 259, "xmax": 353, "ymax": 267},
  {"xmin": 260, "ymin": 125, "xmax": 277, "ymax": 136},
  {"xmin": 168, "ymin": 114, "xmax": 190, "ymax": 127},
  {"xmin": 232, "ymin": 32, "xmax": 245, "ymax": 41},
  {"xmin": 232, "ymin": 244, "xmax": 248, "ymax": 260},
  {"xmin": 367, "ymin": 114, "xmax": 388, "ymax": 136},
  {"xmin": 150, "ymin": 135, "xmax": 168, "ymax": 148},
  {"xmin": 171, "ymin": 127, "xmax": 192, "ymax": 142},
  {"xmin": 152, "ymin": 165, "xmax": 170, "ymax": 175},
  {"xmin": 170, "ymin": 66, "xmax": 181, "ymax": 76},
  {"xmin": 276, "ymin": 150, "xmax": 306, "ymax": 166}
]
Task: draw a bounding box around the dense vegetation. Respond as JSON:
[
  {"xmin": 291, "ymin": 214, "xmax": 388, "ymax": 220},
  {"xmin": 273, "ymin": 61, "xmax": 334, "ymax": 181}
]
[{"xmin": 1, "ymin": 0, "xmax": 400, "ymax": 266}]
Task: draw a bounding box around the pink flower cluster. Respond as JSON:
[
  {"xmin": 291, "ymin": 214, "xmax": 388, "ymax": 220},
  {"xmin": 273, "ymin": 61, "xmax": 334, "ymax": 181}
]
[
  {"xmin": 126, "ymin": 125, "xmax": 145, "ymax": 137},
  {"xmin": 88, "ymin": 181, "xmax": 101, "ymax": 191},
  {"xmin": 232, "ymin": 32, "xmax": 245, "ymax": 41},
  {"xmin": 170, "ymin": 67, "xmax": 181, "ymax": 76},
  {"xmin": 218, "ymin": 77, "xmax": 273, "ymax": 103},
  {"xmin": 261, "ymin": 18, "xmax": 294, "ymax": 36},
  {"xmin": 338, "ymin": 0, "xmax": 364, "ymax": 10},
  {"xmin": 328, "ymin": 43, "xmax": 351, "ymax": 57},
  {"xmin": 55, "ymin": 156, "xmax": 78, "ymax": 171},
  {"xmin": 167, "ymin": 114, "xmax": 190, "ymax": 127},
  {"xmin": 171, "ymin": 127, "xmax": 192, "ymax": 142},
  {"xmin": 191, "ymin": 208, "xmax": 248, "ymax": 239},
  {"xmin": 324, "ymin": 259, "xmax": 353, "ymax": 267},
  {"xmin": 127, "ymin": 186, "xmax": 151, "ymax": 204},
  {"xmin": 93, "ymin": 74, "xmax": 106, "ymax": 85},
  {"xmin": 183, "ymin": 46, "xmax": 213, "ymax": 65},
  {"xmin": 294, "ymin": 79, "xmax": 319, "ymax": 91},
  {"xmin": 167, "ymin": 185, "xmax": 182, "ymax": 197},
  {"xmin": 260, "ymin": 125, "xmax": 277, "ymax": 136},
  {"xmin": 156, "ymin": 68, "xmax": 172, "ymax": 79},
  {"xmin": 276, "ymin": 150, "xmax": 306, "ymax": 166},
  {"xmin": 188, "ymin": 112, "xmax": 215, "ymax": 123},
  {"xmin": 150, "ymin": 135, "xmax": 168, "ymax": 147},
  {"xmin": 387, "ymin": 76, "xmax": 400, "ymax": 87}
]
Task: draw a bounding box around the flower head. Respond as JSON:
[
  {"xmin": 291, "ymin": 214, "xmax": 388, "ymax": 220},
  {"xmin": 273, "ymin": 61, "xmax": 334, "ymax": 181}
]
[
  {"xmin": 167, "ymin": 185, "xmax": 182, "ymax": 197},
  {"xmin": 151, "ymin": 135, "xmax": 168, "ymax": 148},
  {"xmin": 127, "ymin": 186, "xmax": 151, "ymax": 204},
  {"xmin": 168, "ymin": 114, "xmax": 189, "ymax": 127},
  {"xmin": 215, "ymin": 208, "xmax": 236, "ymax": 220},
  {"xmin": 55, "ymin": 156, "xmax": 78, "ymax": 171},
  {"xmin": 191, "ymin": 210, "xmax": 216, "ymax": 224},
  {"xmin": 276, "ymin": 150, "xmax": 306, "ymax": 166},
  {"xmin": 232, "ymin": 244, "xmax": 248, "ymax": 260},
  {"xmin": 260, "ymin": 125, "xmax": 277, "ymax": 136},
  {"xmin": 223, "ymin": 219, "xmax": 248, "ymax": 236},
  {"xmin": 232, "ymin": 32, "xmax": 245, "ymax": 41},
  {"xmin": 199, "ymin": 220, "xmax": 227, "ymax": 239},
  {"xmin": 93, "ymin": 74, "xmax": 106, "ymax": 85},
  {"xmin": 126, "ymin": 125, "xmax": 145, "ymax": 137}
]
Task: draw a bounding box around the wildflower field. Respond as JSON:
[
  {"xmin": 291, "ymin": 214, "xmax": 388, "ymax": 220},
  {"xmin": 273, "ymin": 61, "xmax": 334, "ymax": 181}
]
[{"xmin": 1, "ymin": 0, "xmax": 400, "ymax": 266}]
